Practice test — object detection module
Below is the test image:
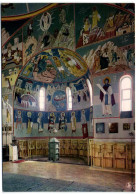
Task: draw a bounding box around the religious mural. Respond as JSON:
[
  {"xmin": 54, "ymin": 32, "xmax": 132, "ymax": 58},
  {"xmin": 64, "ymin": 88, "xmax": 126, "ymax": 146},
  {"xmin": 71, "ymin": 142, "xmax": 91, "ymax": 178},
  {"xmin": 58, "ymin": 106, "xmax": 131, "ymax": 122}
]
[
  {"xmin": 77, "ymin": 32, "xmax": 135, "ymax": 76},
  {"xmin": 2, "ymin": 30, "xmax": 22, "ymax": 70},
  {"xmin": 23, "ymin": 4, "xmax": 74, "ymax": 65},
  {"xmin": 75, "ymin": 3, "xmax": 134, "ymax": 48},
  {"xmin": 93, "ymin": 74, "xmax": 117, "ymax": 118},
  {"xmin": 115, "ymin": 3, "xmax": 135, "ymax": 14},
  {"xmin": 1, "ymin": 3, "xmax": 135, "ymax": 141},
  {"xmin": 83, "ymin": 42, "xmax": 135, "ymax": 75},
  {"xmin": 70, "ymin": 77, "xmax": 90, "ymax": 110},
  {"xmin": 2, "ymin": 66, "xmax": 21, "ymax": 93},
  {"xmin": 21, "ymin": 48, "xmax": 88, "ymax": 83},
  {"xmin": 1, "ymin": 27, "xmax": 10, "ymax": 46},
  {"xmin": 71, "ymin": 112, "xmax": 76, "ymax": 133},
  {"xmin": 48, "ymin": 112, "xmax": 56, "ymax": 133},
  {"xmin": 15, "ymin": 110, "xmax": 22, "ymax": 130},
  {"xmin": 1, "ymin": 3, "xmax": 49, "ymax": 17},
  {"xmin": 14, "ymin": 74, "xmax": 91, "ymax": 112},
  {"xmin": 14, "ymin": 77, "xmax": 41, "ymax": 111},
  {"xmin": 37, "ymin": 112, "xmax": 44, "ymax": 132},
  {"xmin": 97, "ymin": 77, "xmax": 115, "ymax": 116},
  {"xmin": 93, "ymin": 70, "xmax": 135, "ymax": 118},
  {"xmin": 81, "ymin": 109, "xmax": 88, "ymax": 139},
  {"xmin": 2, "ymin": 64, "xmax": 22, "ymax": 132},
  {"xmin": 2, "ymin": 94, "xmax": 13, "ymax": 127},
  {"xmin": 59, "ymin": 112, "xmax": 67, "ymax": 131},
  {"xmin": 13, "ymin": 107, "xmax": 91, "ymax": 138}
]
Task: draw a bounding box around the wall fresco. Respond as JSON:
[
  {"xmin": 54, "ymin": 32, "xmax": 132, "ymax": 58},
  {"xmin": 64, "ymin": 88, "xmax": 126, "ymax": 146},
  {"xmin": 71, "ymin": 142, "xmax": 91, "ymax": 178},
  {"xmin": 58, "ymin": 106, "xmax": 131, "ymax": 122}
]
[
  {"xmin": 1, "ymin": 3, "xmax": 49, "ymax": 17},
  {"xmin": 2, "ymin": 94, "xmax": 13, "ymax": 127},
  {"xmin": 2, "ymin": 66, "xmax": 21, "ymax": 92},
  {"xmin": 76, "ymin": 33, "xmax": 135, "ymax": 76},
  {"xmin": 1, "ymin": 3, "xmax": 135, "ymax": 141},
  {"xmin": 14, "ymin": 107, "xmax": 92, "ymax": 138},
  {"xmin": 14, "ymin": 72, "xmax": 91, "ymax": 112},
  {"xmin": 23, "ymin": 4, "xmax": 74, "ymax": 65},
  {"xmin": 75, "ymin": 3, "xmax": 134, "ymax": 48},
  {"xmin": 21, "ymin": 48, "xmax": 88, "ymax": 83},
  {"xmin": 2, "ymin": 30, "xmax": 23, "ymax": 70},
  {"xmin": 115, "ymin": 3, "xmax": 135, "ymax": 14},
  {"xmin": 93, "ymin": 70, "xmax": 135, "ymax": 118}
]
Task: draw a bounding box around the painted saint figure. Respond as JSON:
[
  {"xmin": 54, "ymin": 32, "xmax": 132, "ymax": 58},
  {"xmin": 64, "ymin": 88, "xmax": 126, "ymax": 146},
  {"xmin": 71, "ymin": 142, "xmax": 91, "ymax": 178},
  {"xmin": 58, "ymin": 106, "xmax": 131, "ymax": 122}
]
[
  {"xmin": 16, "ymin": 111, "xmax": 22, "ymax": 130},
  {"xmin": 99, "ymin": 77, "xmax": 115, "ymax": 116},
  {"xmin": 40, "ymin": 12, "xmax": 52, "ymax": 31},
  {"xmin": 48, "ymin": 112, "xmax": 56, "ymax": 133},
  {"xmin": 83, "ymin": 17, "xmax": 91, "ymax": 32},
  {"xmin": 59, "ymin": 112, "xmax": 67, "ymax": 131},
  {"xmin": 37, "ymin": 112, "xmax": 43, "ymax": 132},
  {"xmin": 71, "ymin": 112, "xmax": 76, "ymax": 133},
  {"xmin": 81, "ymin": 110, "xmax": 88, "ymax": 139},
  {"xmin": 111, "ymin": 49, "xmax": 117, "ymax": 64},
  {"xmin": 27, "ymin": 112, "xmax": 33, "ymax": 134},
  {"xmin": 91, "ymin": 7, "xmax": 101, "ymax": 29},
  {"xmin": 92, "ymin": 49, "xmax": 101, "ymax": 72}
]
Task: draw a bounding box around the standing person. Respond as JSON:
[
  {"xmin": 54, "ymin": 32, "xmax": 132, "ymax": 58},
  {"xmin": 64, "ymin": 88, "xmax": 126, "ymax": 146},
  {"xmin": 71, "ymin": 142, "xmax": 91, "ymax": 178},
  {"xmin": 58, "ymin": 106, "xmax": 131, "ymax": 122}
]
[
  {"xmin": 100, "ymin": 48, "xmax": 109, "ymax": 70},
  {"xmin": 59, "ymin": 112, "xmax": 67, "ymax": 131},
  {"xmin": 77, "ymin": 91, "xmax": 81, "ymax": 103},
  {"xmin": 27, "ymin": 112, "xmax": 33, "ymax": 134},
  {"xmin": 99, "ymin": 77, "xmax": 115, "ymax": 116},
  {"xmin": 91, "ymin": 7, "xmax": 101, "ymax": 29},
  {"xmin": 71, "ymin": 112, "xmax": 76, "ymax": 133},
  {"xmin": 37, "ymin": 112, "xmax": 43, "ymax": 132},
  {"xmin": 16, "ymin": 111, "xmax": 22, "ymax": 130},
  {"xmin": 83, "ymin": 17, "xmax": 91, "ymax": 32},
  {"xmin": 48, "ymin": 112, "xmax": 56, "ymax": 133},
  {"xmin": 92, "ymin": 49, "xmax": 101, "ymax": 72},
  {"xmin": 81, "ymin": 110, "xmax": 88, "ymax": 139}
]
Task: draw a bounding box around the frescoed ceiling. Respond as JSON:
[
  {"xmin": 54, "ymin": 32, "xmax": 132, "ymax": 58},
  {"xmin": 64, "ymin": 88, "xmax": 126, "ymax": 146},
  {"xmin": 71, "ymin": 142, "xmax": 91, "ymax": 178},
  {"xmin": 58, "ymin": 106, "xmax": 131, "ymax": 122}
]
[
  {"xmin": 114, "ymin": 3, "xmax": 135, "ymax": 14},
  {"xmin": 20, "ymin": 48, "xmax": 88, "ymax": 83},
  {"xmin": 1, "ymin": 3, "xmax": 50, "ymax": 17}
]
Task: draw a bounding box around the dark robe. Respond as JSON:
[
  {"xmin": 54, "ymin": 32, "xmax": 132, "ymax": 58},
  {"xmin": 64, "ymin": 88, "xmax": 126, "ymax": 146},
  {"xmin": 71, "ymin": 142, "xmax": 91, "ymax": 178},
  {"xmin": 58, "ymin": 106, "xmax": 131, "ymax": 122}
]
[
  {"xmin": 100, "ymin": 56, "xmax": 109, "ymax": 69},
  {"xmin": 100, "ymin": 83, "xmax": 115, "ymax": 106}
]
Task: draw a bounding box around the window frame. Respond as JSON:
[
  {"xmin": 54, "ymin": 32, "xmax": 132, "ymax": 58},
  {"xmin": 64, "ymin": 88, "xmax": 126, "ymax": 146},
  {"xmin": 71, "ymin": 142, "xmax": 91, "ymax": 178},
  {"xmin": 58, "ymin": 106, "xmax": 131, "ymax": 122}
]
[
  {"xmin": 120, "ymin": 75, "xmax": 132, "ymax": 118},
  {"xmin": 86, "ymin": 78, "xmax": 93, "ymax": 106},
  {"xmin": 39, "ymin": 87, "xmax": 45, "ymax": 111},
  {"xmin": 66, "ymin": 87, "xmax": 72, "ymax": 111}
]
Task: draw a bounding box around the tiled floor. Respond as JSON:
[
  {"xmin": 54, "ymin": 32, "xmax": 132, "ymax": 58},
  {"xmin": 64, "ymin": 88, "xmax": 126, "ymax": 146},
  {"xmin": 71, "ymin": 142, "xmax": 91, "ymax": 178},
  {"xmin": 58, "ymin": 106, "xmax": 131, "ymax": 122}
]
[
  {"xmin": 27, "ymin": 156, "xmax": 87, "ymax": 165},
  {"xmin": 3, "ymin": 160, "xmax": 135, "ymax": 192}
]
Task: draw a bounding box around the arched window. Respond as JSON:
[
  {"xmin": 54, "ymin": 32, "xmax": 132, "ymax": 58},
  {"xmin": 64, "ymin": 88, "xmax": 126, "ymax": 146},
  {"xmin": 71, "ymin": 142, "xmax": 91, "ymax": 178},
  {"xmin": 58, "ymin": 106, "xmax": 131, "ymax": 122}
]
[
  {"xmin": 86, "ymin": 79, "xmax": 93, "ymax": 106},
  {"xmin": 66, "ymin": 87, "xmax": 72, "ymax": 110},
  {"xmin": 39, "ymin": 87, "xmax": 45, "ymax": 111},
  {"xmin": 120, "ymin": 75, "xmax": 132, "ymax": 118}
]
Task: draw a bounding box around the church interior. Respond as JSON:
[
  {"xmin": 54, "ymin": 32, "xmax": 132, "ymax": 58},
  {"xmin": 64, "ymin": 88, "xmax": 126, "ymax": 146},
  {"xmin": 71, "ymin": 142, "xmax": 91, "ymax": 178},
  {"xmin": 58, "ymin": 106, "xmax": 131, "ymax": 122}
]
[{"xmin": 1, "ymin": 2, "xmax": 135, "ymax": 192}]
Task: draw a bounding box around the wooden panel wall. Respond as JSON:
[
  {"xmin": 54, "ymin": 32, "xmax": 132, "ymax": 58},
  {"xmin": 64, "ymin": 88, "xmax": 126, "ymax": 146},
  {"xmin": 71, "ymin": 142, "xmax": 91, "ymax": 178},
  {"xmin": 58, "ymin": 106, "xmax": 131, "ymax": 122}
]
[
  {"xmin": 18, "ymin": 139, "xmax": 88, "ymax": 159},
  {"xmin": 18, "ymin": 138, "xmax": 135, "ymax": 170},
  {"xmin": 88, "ymin": 140, "xmax": 135, "ymax": 170}
]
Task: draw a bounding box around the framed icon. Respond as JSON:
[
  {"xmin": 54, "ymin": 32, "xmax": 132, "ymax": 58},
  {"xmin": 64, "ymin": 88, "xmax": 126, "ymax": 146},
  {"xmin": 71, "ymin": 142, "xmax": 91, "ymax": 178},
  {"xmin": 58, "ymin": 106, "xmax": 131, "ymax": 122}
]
[
  {"xmin": 96, "ymin": 123, "xmax": 105, "ymax": 133},
  {"xmin": 123, "ymin": 123, "xmax": 130, "ymax": 130},
  {"xmin": 109, "ymin": 123, "xmax": 118, "ymax": 133}
]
